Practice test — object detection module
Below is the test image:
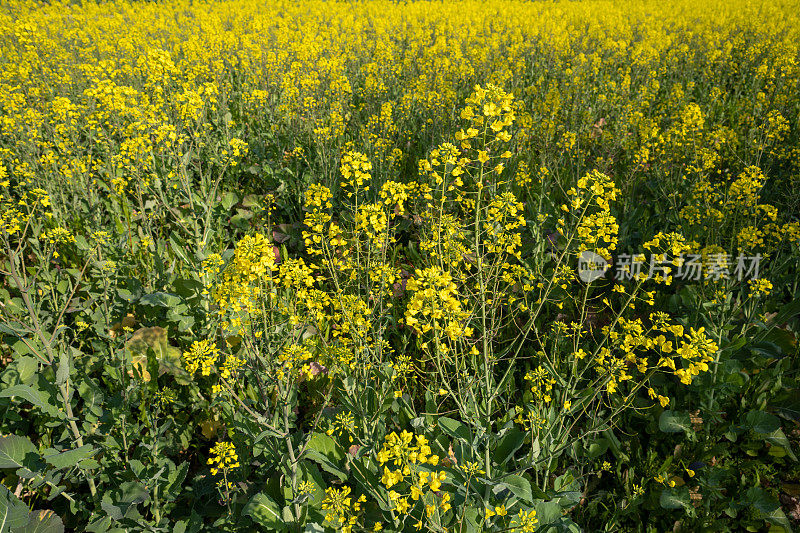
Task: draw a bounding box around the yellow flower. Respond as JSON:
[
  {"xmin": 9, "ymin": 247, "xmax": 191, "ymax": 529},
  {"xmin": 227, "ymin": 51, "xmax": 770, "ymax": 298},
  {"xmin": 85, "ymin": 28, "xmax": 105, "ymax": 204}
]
[
  {"xmin": 183, "ymin": 340, "xmax": 219, "ymax": 376},
  {"xmin": 207, "ymin": 441, "xmax": 239, "ymax": 476}
]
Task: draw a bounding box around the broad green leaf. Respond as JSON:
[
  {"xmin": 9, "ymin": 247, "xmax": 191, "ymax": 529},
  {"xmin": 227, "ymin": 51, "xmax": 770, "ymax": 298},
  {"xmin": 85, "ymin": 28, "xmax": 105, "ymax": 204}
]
[
  {"xmin": 660, "ymin": 487, "xmax": 691, "ymax": 510},
  {"xmin": 164, "ymin": 462, "xmax": 189, "ymax": 501},
  {"xmin": 18, "ymin": 510, "xmax": 65, "ymax": 533},
  {"xmin": 462, "ymin": 507, "xmax": 481, "ymax": 533},
  {"xmin": 438, "ymin": 417, "xmax": 471, "ymax": 443},
  {"xmin": 55, "ymin": 349, "xmax": 71, "ymax": 387},
  {"xmin": 773, "ymin": 391, "xmax": 800, "ymax": 423},
  {"xmin": 169, "ymin": 235, "xmax": 193, "ymax": 266},
  {"xmin": 244, "ymin": 493, "xmax": 286, "ymax": 531},
  {"xmin": 0, "ymin": 385, "xmax": 63, "ymax": 419},
  {"xmin": 495, "ymin": 475, "xmax": 534, "ymax": 504},
  {"xmin": 534, "ymin": 501, "xmax": 562, "ymax": 525},
  {"xmin": 77, "ymin": 378, "xmax": 104, "ymax": 417},
  {"xmin": 743, "ymin": 410, "xmax": 781, "ymax": 434},
  {"xmin": 15, "ymin": 356, "xmax": 39, "ymax": 384},
  {"xmin": 100, "ymin": 501, "xmax": 122, "ymax": 521},
  {"xmin": 0, "ymin": 484, "xmax": 30, "ymax": 533},
  {"xmin": 221, "ymin": 192, "xmax": 239, "ymax": 211},
  {"xmin": 138, "ymin": 292, "xmax": 181, "ymax": 308},
  {"xmin": 125, "ymin": 327, "xmax": 187, "ymax": 384},
  {"xmin": 764, "ymin": 428, "xmax": 797, "ymax": 460},
  {"xmin": 350, "ymin": 457, "xmax": 392, "ymax": 511},
  {"xmin": 659, "ymin": 410, "xmax": 692, "ymax": 434},
  {"xmin": 304, "ymin": 433, "xmax": 346, "ymax": 481},
  {"xmin": 587, "ymin": 439, "xmax": 609, "ymax": 459},
  {"xmin": 44, "ymin": 445, "xmax": 96, "ymax": 470},
  {"xmin": 0, "ymin": 435, "xmax": 37, "ymax": 470},
  {"xmin": 493, "ymin": 428, "xmax": 525, "ymax": 466},
  {"xmin": 305, "ymin": 433, "xmax": 344, "ymax": 462}
]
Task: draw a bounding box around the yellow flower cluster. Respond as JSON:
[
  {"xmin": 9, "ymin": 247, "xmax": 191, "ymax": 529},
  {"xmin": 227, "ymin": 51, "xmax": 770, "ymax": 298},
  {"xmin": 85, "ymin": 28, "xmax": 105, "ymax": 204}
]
[
  {"xmin": 212, "ymin": 233, "xmax": 277, "ymax": 333},
  {"xmin": 458, "ymin": 84, "xmax": 516, "ymax": 150},
  {"xmin": 524, "ymin": 366, "xmax": 556, "ymax": 405},
  {"xmin": 379, "ymin": 181, "xmax": 409, "ymax": 216},
  {"xmin": 302, "ymin": 185, "xmax": 334, "ymax": 257},
  {"xmin": 220, "ymin": 354, "xmax": 245, "ymax": 381},
  {"xmin": 278, "ymin": 343, "xmax": 316, "ymax": 382},
  {"xmin": 680, "ymin": 166, "xmax": 798, "ymax": 254},
  {"xmin": 340, "ymin": 151, "xmax": 372, "ymax": 196},
  {"xmin": 326, "ymin": 411, "xmax": 357, "ymax": 443},
  {"xmin": 207, "ymin": 441, "xmax": 240, "ymax": 476},
  {"xmin": 404, "ymin": 267, "xmax": 472, "ymax": 341},
  {"xmin": 485, "ymin": 192, "xmax": 526, "ymax": 257},
  {"xmin": 376, "ymin": 431, "xmax": 451, "ymax": 523},
  {"xmin": 321, "ymin": 486, "xmax": 366, "ymax": 533},
  {"xmin": 569, "ymin": 311, "xmax": 720, "ymax": 401},
  {"xmin": 748, "ymin": 278, "xmax": 773, "ymax": 297},
  {"xmin": 1, "ymin": 185, "xmax": 51, "ymax": 237},
  {"xmin": 510, "ymin": 509, "xmax": 539, "ymax": 532},
  {"xmin": 638, "ymin": 232, "xmax": 693, "ymax": 284},
  {"xmin": 183, "ymin": 339, "xmax": 219, "ymax": 377},
  {"xmin": 355, "ymin": 203, "xmax": 390, "ymax": 248},
  {"xmin": 39, "ymin": 227, "xmax": 75, "ymax": 245},
  {"xmin": 419, "ymin": 214, "xmax": 471, "ymax": 270}
]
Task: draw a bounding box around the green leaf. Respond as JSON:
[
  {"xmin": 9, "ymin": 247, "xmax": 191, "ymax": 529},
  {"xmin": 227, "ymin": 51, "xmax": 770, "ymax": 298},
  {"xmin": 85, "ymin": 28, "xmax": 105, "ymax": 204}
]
[
  {"xmin": 44, "ymin": 445, "xmax": 96, "ymax": 469},
  {"xmin": 305, "ymin": 432, "xmax": 343, "ymax": 461},
  {"xmin": 659, "ymin": 410, "xmax": 692, "ymax": 434},
  {"xmin": 304, "ymin": 433, "xmax": 346, "ymax": 481},
  {"xmin": 773, "ymin": 391, "xmax": 800, "ymax": 423},
  {"xmin": 0, "ymin": 484, "xmax": 30, "ymax": 533},
  {"xmin": 17, "ymin": 510, "xmax": 65, "ymax": 533},
  {"xmin": 462, "ymin": 506, "xmax": 481, "ymax": 533},
  {"xmin": 0, "ymin": 385, "xmax": 63, "ymax": 419},
  {"xmin": 0, "ymin": 435, "xmax": 37, "ymax": 470},
  {"xmin": 764, "ymin": 428, "xmax": 797, "ymax": 460},
  {"xmin": 138, "ymin": 292, "xmax": 180, "ymax": 308},
  {"xmin": 350, "ymin": 457, "xmax": 392, "ymax": 511},
  {"xmin": 743, "ymin": 411, "xmax": 781, "ymax": 434},
  {"xmin": 660, "ymin": 487, "xmax": 691, "ymax": 510},
  {"xmin": 533, "ymin": 500, "xmax": 562, "ymax": 525},
  {"xmin": 554, "ymin": 472, "xmax": 577, "ymax": 492},
  {"xmin": 100, "ymin": 501, "xmax": 122, "ymax": 521},
  {"xmin": 164, "ymin": 462, "xmax": 189, "ymax": 501},
  {"xmin": 244, "ymin": 493, "xmax": 286, "ymax": 531},
  {"xmin": 743, "ymin": 486, "xmax": 794, "ymax": 530},
  {"xmin": 587, "ymin": 439, "xmax": 609, "ymax": 459},
  {"xmin": 117, "ymin": 288, "xmax": 136, "ymax": 302},
  {"xmin": 221, "ymin": 192, "xmax": 239, "ymax": 211},
  {"xmin": 77, "ymin": 378, "xmax": 104, "ymax": 417},
  {"xmin": 438, "ymin": 417, "xmax": 471, "ymax": 443},
  {"xmin": 120, "ymin": 481, "xmax": 149, "ymax": 505},
  {"xmin": 125, "ymin": 327, "xmax": 187, "ymax": 384},
  {"xmin": 756, "ymin": 300, "xmax": 800, "ymax": 343},
  {"xmin": 55, "ymin": 349, "xmax": 72, "ymax": 387},
  {"xmin": 495, "ymin": 475, "xmax": 534, "ymax": 504},
  {"xmin": 493, "ymin": 428, "xmax": 525, "ymax": 466},
  {"xmin": 169, "ymin": 235, "xmax": 193, "ymax": 266},
  {"xmin": 15, "ymin": 356, "xmax": 39, "ymax": 384}
]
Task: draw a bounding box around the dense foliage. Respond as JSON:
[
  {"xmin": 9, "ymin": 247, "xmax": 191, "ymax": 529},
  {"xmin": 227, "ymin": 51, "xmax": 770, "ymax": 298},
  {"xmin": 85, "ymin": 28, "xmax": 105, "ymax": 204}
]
[{"xmin": 1, "ymin": 1, "xmax": 799, "ymax": 532}]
